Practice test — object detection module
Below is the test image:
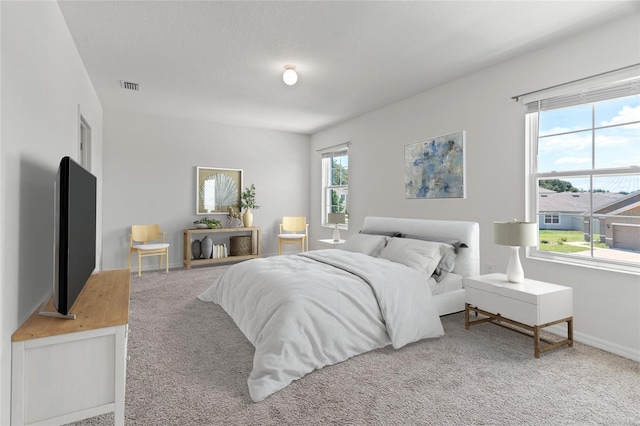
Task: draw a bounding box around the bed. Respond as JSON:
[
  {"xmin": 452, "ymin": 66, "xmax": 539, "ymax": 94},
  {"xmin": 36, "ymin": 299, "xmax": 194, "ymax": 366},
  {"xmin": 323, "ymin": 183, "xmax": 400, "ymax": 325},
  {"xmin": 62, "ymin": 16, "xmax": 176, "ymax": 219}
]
[
  {"xmin": 359, "ymin": 216, "xmax": 479, "ymax": 316},
  {"xmin": 198, "ymin": 216, "xmax": 479, "ymax": 402}
]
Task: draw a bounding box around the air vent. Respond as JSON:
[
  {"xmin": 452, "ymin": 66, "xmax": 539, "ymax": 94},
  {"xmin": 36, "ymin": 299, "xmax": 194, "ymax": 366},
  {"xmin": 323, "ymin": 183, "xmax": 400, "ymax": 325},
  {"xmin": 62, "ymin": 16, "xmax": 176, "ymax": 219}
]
[{"xmin": 120, "ymin": 80, "xmax": 140, "ymax": 91}]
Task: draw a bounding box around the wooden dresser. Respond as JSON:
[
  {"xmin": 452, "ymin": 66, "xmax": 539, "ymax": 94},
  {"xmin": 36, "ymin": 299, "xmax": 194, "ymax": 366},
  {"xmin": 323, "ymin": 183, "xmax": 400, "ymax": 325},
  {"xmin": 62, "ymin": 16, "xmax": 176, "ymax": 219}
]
[{"xmin": 11, "ymin": 269, "xmax": 130, "ymax": 426}]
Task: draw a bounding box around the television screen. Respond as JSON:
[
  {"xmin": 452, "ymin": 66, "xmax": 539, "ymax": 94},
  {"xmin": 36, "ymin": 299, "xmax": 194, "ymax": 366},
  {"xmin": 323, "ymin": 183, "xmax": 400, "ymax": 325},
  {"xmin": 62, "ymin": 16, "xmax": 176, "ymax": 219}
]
[{"xmin": 54, "ymin": 156, "xmax": 97, "ymax": 315}]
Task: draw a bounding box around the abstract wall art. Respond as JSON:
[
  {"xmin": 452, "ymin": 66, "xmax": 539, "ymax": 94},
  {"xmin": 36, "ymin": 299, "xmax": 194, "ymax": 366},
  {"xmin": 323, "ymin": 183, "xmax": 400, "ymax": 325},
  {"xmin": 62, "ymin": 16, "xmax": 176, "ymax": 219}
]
[
  {"xmin": 404, "ymin": 131, "xmax": 466, "ymax": 199},
  {"xmin": 196, "ymin": 167, "xmax": 243, "ymax": 214}
]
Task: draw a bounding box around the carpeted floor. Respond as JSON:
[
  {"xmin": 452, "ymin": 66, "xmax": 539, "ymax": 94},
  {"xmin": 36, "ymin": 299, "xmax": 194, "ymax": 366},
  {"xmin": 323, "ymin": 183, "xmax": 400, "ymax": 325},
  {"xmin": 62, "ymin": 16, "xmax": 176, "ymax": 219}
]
[{"xmin": 72, "ymin": 266, "xmax": 640, "ymax": 426}]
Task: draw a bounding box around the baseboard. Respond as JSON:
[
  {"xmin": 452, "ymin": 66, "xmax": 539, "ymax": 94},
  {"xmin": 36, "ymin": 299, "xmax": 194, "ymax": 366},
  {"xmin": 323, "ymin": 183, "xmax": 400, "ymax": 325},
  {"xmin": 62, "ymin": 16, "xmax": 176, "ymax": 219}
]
[{"xmin": 545, "ymin": 324, "xmax": 640, "ymax": 362}]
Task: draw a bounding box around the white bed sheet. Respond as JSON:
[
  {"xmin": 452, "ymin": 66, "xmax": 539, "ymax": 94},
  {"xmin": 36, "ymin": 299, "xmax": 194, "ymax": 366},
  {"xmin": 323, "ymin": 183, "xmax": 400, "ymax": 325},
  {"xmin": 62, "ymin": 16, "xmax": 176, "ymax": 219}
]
[{"xmin": 428, "ymin": 272, "xmax": 463, "ymax": 296}]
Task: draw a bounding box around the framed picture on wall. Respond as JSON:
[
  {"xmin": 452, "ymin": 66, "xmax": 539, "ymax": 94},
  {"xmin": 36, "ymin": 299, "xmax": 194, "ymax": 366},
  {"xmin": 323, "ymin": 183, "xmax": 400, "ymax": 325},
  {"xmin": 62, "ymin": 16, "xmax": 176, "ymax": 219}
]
[
  {"xmin": 404, "ymin": 130, "xmax": 466, "ymax": 199},
  {"xmin": 196, "ymin": 167, "xmax": 243, "ymax": 214}
]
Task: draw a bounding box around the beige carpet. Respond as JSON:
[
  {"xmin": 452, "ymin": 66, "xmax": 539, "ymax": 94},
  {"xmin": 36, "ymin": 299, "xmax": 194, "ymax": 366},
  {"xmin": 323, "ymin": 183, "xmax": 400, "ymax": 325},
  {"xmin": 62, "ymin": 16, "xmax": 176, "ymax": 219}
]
[{"xmin": 72, "ymin": 265, "xmax": 640, "ymax": 426}]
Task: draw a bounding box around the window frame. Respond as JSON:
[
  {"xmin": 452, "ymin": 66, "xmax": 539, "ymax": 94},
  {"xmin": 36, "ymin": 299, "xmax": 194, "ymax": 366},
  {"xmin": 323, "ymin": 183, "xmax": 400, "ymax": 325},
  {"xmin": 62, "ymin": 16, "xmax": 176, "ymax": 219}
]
[
  {"xmin": 525, "ymin": 73, "xmax": 640, "ymax": 274},
  {"xmin": 320, "ymin": 145, "xmax": 349, "ymax": 229}
]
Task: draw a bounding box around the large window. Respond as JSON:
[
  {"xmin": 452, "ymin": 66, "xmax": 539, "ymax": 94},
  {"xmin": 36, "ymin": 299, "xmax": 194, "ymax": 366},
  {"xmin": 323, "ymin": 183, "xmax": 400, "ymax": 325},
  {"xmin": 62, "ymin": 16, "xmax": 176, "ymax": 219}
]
[
  {"xmin": 321, "ymin": 143, "xmax": 349, "ymax": 228},
  {"xmin": 525, "ymin": 70, "xmax": 640, "ymax": 271}
]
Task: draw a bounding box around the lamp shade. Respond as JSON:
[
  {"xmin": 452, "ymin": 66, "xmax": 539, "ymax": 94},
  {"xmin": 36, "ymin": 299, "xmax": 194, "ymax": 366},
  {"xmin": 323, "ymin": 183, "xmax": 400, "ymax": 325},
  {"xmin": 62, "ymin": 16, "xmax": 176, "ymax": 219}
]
[
  {"xmin": 327, "ymin": 213, "xmax": 346, "ymax": 224},
  {"xmin": 494, "ymin": 221, "xmax": 537, "ymax": 247}
]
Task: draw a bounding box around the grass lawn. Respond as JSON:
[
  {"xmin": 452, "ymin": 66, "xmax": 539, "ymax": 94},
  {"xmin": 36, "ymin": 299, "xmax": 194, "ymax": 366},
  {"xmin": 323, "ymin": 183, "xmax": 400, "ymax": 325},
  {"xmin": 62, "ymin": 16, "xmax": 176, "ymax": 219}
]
[{"xmin": 538, "ymin": 230, "xmax": 608, "ymax": 254}]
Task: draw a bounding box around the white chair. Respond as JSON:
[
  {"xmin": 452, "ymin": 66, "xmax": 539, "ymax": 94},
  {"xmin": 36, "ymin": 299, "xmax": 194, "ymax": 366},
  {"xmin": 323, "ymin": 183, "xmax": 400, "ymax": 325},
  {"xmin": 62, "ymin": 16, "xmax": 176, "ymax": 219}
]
[
  {"xmin": 128, "ymin": 224, "xmax": 170, "ymax": 277},
  {"xmin": 278, "ymin": 217, "xmax": 308, "ymax": 255}
]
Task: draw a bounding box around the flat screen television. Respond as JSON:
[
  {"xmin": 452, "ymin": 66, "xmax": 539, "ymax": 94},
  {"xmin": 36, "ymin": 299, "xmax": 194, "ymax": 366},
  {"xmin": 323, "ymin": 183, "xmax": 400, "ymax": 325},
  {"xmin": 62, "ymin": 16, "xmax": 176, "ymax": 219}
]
[{"xmin": 53, "ymin": 156, "xmax": 97, "ymax": 316}]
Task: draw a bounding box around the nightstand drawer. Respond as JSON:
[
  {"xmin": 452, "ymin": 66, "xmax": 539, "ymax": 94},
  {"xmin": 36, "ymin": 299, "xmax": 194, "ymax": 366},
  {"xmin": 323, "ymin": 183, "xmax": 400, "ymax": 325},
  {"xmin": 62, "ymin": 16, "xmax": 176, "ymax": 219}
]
[
  {"xmin": 465, "ymin": 287, "xmax": 500, "ymax": 313},
  {"xmin": 496, "ymin": 295, "xmax": 537, "ymax": 325},
  {"xmin": 317, "ymin": 239, "xmax": 346, "ymax": 249},
  {"xmin": 466, "ymin": 288, "xmax": 537, "ymax": 325}
]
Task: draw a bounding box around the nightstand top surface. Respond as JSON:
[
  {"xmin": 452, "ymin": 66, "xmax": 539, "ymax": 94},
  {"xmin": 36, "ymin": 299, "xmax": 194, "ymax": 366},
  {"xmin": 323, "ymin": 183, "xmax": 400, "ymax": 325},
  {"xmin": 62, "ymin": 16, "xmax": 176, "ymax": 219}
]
[{"xmin": 465, "ymin": 273, "xmax": 571, "ymax": 296}]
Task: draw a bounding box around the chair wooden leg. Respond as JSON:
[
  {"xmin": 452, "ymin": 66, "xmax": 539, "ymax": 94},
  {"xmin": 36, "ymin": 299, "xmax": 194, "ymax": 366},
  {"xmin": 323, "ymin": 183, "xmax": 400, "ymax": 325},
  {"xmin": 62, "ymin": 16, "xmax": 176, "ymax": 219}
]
[
  {"xmin": 128, "ymin": 251, "xmax": 132, "ymax": 272},
  {"xmin": 279, "ymin": 240, "xmax": 282, "ymax": 255},
  {"xmin": 138, "ymin": 252, "xmax": 142, "ymax": 277},
  {"xmin": 165, "ymin": 249, "xmax": 169, "ymax": 273}
]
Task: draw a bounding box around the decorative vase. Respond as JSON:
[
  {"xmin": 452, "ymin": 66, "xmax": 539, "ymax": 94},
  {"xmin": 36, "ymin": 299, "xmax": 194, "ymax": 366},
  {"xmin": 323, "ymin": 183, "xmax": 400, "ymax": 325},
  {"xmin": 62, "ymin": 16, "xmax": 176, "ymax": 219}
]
[
  {"xmin": 243, "ymin": 209, "xmax": 253, "ymax": 227},
  {"xmin": 201, "ymin": 236, "xmax": 213, "ymax": 259},
  {"xmin": 191, "ymin": 239, "xmax": 202, "ymax": 259}
]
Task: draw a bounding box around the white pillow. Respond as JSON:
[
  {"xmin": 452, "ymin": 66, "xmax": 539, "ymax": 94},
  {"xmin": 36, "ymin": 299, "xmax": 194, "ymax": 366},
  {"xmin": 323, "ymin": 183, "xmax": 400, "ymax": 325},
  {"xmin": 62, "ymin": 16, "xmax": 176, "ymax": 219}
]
[
  {"xmin": 341, "ymin": 234, "xmax": 388, "ymax": 257},
  {"xmin": 378, "ymin": 238, "xmax": 450, "ymax": 277}
]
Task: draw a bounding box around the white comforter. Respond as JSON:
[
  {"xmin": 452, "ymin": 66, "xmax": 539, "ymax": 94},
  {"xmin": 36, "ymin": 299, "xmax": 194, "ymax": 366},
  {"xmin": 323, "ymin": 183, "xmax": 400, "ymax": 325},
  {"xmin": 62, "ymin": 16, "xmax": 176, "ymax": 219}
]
[{"xmin": 198, "ymin": 249, "xmax": 444, "ymax": 402}]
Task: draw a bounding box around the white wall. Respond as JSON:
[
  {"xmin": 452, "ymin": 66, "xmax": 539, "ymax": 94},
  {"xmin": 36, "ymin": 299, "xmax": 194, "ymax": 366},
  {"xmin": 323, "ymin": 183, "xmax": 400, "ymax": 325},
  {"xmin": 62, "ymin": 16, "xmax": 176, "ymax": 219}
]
[
  {"xmin": 310, "ymin": 13, "xmax": 640, "ymax": 360},
  {"xmin": 102, "ymin": 110, "xmax": 310, "ymax": 271},
  {"xmin": 0, "ymin": 2, "xmax": 103, "ymax": 423}
]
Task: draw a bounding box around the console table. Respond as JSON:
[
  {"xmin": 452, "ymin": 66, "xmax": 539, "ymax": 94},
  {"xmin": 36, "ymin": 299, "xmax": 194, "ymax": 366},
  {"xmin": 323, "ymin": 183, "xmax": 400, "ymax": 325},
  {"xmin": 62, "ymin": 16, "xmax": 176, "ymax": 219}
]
[
  {"xmin": 11, "ymin": 269, "xmax": 130, "ymax": 426},
  {"xmin": 183, "ymin": 227, "xmax": 261, "ymax": 269}
]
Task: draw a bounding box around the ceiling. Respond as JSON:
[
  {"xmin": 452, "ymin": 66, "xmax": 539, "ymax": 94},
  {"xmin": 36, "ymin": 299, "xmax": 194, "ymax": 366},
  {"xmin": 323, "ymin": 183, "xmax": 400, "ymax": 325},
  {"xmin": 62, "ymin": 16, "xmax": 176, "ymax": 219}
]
[{"xmin": 58, "ymin": 1, "xmax": 639, "ymax": 135}]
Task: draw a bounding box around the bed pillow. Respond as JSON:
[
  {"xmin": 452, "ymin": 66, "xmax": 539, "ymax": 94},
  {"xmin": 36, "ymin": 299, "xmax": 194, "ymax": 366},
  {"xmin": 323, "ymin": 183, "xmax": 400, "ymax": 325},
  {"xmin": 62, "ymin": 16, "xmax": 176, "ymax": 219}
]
[
  {"xmin": 359, "ymin": 229, "xmax": 402, "ymax": 238},
  {"xmin": 340, "ymin": 234, "xmax": 388, "ymax": 257},
  {"xmin": 398, "ymin": 234, "xmax": 466, "ymax": 253},
  {"xmin": 432, "ymin": 245, "xmax": 457, "ymax": 282},
  {"xmin": 378, "ymin": 237, "xmax": 450, "ymax": 277}
]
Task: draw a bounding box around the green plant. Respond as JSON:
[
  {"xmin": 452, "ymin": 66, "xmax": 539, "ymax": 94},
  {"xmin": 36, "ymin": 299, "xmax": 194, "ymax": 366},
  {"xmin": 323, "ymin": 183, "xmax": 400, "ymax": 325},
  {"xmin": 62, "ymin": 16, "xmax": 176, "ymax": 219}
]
[
  {"xmin": 240, "ymin": 184, "xmax": 260, "ymax": 211},
  {"xmin": 194, "ymin": 217, "xmax": 222, "ymax": 229}
]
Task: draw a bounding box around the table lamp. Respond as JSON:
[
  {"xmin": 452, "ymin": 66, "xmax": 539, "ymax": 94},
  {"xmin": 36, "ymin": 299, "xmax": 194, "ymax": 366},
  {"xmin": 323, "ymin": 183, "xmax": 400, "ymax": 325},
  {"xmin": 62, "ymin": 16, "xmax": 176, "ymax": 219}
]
[
  {"xmin": 327, "ymin": 213, "xmax": 346, "ymax": 242},
  {"xmin": 494, "ymin": 220, "xmax": 538, "ymax": 283}
]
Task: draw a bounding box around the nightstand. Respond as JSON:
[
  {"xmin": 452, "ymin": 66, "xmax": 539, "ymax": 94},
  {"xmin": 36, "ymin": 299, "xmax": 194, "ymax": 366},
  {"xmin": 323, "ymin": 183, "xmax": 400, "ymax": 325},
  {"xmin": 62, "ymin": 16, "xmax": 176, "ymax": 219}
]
[
  {"xmin": 317, "ymin": 239, "xmax": 346, "ymax": 249},
  {"xmin": 464, "ymin": 273, "xmax": 573, "ymax": 358}
]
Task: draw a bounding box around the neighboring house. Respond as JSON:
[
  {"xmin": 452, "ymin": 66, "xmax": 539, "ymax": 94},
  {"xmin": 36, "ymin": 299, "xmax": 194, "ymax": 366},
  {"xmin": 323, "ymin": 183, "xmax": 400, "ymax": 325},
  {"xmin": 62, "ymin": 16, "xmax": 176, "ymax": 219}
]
[
  {"xmin": 538, "ymin": 190, "xmax": 640, "ymax": 251},
  {"xmin": 537, "ymin": 189, "xmax": 623, "ymax": 231},
  {"xmin": 591, "ymin": 192, "xmax": 640, "ymax": 251}
]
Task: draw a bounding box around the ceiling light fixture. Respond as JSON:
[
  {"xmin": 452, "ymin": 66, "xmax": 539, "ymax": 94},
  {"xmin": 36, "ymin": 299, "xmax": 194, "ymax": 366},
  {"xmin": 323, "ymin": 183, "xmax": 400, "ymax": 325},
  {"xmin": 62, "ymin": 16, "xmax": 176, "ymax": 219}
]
[{"xmin": 282, "ymin": 65, "xmax": 298, "ymax": 86}]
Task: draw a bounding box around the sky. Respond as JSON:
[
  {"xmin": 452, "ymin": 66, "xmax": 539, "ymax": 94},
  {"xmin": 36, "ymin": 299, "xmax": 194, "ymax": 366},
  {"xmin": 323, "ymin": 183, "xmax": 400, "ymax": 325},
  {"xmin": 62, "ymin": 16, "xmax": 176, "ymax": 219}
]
[{"xmin": 538, "ymin": 94, "xmax": 639, "ymax": 193}]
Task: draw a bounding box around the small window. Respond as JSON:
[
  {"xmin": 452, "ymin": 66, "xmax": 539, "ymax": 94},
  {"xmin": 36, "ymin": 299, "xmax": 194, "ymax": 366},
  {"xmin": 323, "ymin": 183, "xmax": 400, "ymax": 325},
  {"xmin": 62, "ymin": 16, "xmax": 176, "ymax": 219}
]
[
  {"xmin": 320, "ymin": 143, "xmax": 349, "ymax": 228},
  {"xmin": 544, "ymin": 214, "xmax": 560, "ymax": 224}
]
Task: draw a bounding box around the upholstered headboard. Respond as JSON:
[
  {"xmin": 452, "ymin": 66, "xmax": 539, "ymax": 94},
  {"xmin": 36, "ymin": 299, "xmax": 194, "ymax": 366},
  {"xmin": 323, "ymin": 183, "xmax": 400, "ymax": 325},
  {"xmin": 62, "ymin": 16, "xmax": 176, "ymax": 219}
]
[{"xmin": 361, "ymin": 216, "xmax": 480, "ymax": 277}]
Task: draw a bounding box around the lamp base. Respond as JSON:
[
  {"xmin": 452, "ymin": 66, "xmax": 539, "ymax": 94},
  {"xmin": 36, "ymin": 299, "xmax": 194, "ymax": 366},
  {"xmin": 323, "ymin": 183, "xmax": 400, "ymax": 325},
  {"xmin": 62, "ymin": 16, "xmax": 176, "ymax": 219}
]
[
  {"xmin": 506, "ymin": 246, "xmax": 524, "ymax": 283},
  {"xmin": 332, "ymin": 224, "xmax": 341, "ymax": 242}
]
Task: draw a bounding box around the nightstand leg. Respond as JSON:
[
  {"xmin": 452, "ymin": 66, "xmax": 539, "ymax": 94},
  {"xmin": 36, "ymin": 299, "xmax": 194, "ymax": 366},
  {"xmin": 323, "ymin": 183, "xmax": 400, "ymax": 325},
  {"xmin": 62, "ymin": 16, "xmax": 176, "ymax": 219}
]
[
  {"xmin": 464, "ymin": 304, "xmax": 470, "ymax": 330},
  {"xmin": 568, "ymin": 318, "xmax": 574, "ymax": 347},
  {"xmin": 534, "ymin": 326, "xmax": 541, "ymax": 358}
]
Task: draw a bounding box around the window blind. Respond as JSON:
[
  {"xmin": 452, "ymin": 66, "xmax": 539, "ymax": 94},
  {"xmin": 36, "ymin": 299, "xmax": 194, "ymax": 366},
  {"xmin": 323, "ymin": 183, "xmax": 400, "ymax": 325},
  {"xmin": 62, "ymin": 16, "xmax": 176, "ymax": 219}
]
[
  {"xmin": 318, "ymin": 141, "xmax": 350, "ymax": 158},
  {"xmin": 521, "ymin": 64, "xmax": 640, "ymax": 113},
  {"xmin": 526, "ymin": 77, "xmax": 640, "ymax": 113}
]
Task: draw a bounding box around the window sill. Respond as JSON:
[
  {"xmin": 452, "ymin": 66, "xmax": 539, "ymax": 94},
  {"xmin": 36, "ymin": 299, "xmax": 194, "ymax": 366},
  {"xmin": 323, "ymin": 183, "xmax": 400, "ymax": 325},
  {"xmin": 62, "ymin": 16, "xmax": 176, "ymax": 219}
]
[{"xmin": 529, "ymin": 250, "xmax": 640, "ymax": 276}]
